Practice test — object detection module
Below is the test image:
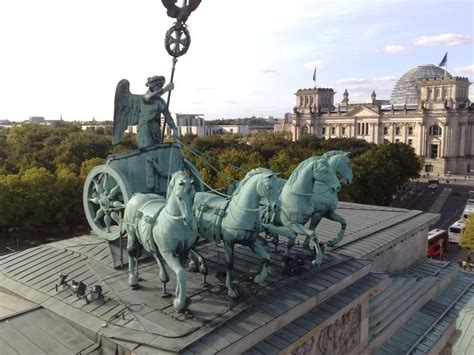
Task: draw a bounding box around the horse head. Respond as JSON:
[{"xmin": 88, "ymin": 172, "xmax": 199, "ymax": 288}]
[
  {"xmin": 232, "ymin": 168, "xmax": 281, "ymax": 213},
  {"xmin": 313, "ymin": 157, "xmax": 342, "ymax": 193},
  {"xmin": 167, "ymin": 170, "xmax": 195, "ymax": 227},
  {"xmin": 256, "ymin": 169, "xmax": 281, "ymax": 213},
  {"xmin": 324, "ymin": 151, "xmax": 353, "ymax": 185}
]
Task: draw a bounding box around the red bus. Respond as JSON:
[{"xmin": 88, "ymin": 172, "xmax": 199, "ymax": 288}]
[{"xmin": 427, "ymin": 229, "xmax": 449, "ymax": 258}]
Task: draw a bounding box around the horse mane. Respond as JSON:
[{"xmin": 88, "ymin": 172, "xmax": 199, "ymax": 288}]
[
  {"xmin": 287, "ymin": 156, "xmax": 318, "ymax": 187},
  {"xmin": 322, "ymin": 150, "xmax": 346, "ymax": 158},
  {"xmin": 232, "ymin": 168, "xmax": 273, "ymax": 197},
  {"xmin": 322, "ymin": 150, "xmax": 350, "ymax": 169}
]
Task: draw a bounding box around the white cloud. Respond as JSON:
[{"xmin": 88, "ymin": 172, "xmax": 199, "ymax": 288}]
[
  {"xmin": 383, "ymin": 45, "xmax": 408, "ymax": 53},
  {"xmin": 454, "ymin": 65, "xmax": 474, "ymax": 75},
  {"xmin": 260, "ymin": 69, "xmax": 279, "ymax": 75},
  {"xmin": 413, "ymin": 33, "xmax": 473, "ymax": 46}
]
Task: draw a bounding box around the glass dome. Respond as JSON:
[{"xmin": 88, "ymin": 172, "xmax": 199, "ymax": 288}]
[{"xmin": 390, "ymin": 65, "xmax": 451, "ymax": 105}]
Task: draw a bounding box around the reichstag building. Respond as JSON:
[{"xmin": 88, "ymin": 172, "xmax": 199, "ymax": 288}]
[{"xmin": 290, "ymin": 64, "xmax": 473, "ymax": 176}]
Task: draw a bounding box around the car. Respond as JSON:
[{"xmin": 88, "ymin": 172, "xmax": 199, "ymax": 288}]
[{"xmin": 428, "ymin": 183, "xmax": 438, "ymax": 189}]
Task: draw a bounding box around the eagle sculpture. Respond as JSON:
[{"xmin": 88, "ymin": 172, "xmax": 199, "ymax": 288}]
[{"xmin": 162, "ymin": 0, "xmax": 202, "ymax": 23}]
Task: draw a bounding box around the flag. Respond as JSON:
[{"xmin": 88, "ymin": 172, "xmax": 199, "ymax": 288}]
[
  {"xmin": 312, "ymin": 66, "xmax": 317, "ymax": 82},
  {"xmin": 439, "ymin": 52, "xmax": 447, "ymax": 67}
]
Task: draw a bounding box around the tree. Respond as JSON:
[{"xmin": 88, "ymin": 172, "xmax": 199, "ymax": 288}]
[
  {"xmin": 460, "ymin": 215, "xmax": 474, "ymax": 251},
  {"xmin": 55, "ymin": 131, "xmax": 111, "ymax": 172},
  {"xmin": 53, "ymin": 165, "xmax": 85, "ymax": 228},
  {"xmin": 348, "ymin": 143, "xmax": 420, "ymax": 205}
]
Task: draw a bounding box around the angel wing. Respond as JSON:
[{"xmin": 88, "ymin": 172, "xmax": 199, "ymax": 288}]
[
  {"xmin": 162, "ymin": 0, "xmax": 201, "ymax": 23},
  {"xmin": 113, "ymin": 79, "xmax": 142, "ymax": 145}
]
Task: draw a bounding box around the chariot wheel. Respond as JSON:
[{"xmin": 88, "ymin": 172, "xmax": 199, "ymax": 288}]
[{"xmin": 83, "ymin": 165, "xmax": 131, "ymax": 241}]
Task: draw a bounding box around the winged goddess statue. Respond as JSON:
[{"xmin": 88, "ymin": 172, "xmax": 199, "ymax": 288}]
[{"xmin": 113, "ymin": 76, "xmax": 178, "ymax": 148}]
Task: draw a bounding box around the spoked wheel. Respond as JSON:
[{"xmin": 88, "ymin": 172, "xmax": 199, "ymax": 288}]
[{"xmin": 83, "ymin": 165, "xmax": 131, "ymax": 241}]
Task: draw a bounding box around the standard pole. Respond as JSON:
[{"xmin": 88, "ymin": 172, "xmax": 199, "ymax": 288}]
[{"xmin": 161, "ymin": 57, "xmax": 178, "ymax": 142}]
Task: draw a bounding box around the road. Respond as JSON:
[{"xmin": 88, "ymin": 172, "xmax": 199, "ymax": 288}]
[
  {"xmin": 393, "ymin": 182, "xmax": 472, "ymax": 230},
  {"xmin": 392, "ymin": 182, "xmax": 473, "ymax": 263}
]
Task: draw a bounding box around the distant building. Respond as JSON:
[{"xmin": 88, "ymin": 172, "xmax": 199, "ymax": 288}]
[
  {"xmin": 175, "ymin": 113, "xmax": 206, "ymax": 136},
  {"xmin": 172, "ymin": 113, "xmax": 251, "ymax": 136},
  {"xmin": 29, "ymin": 116, "xmax": 45, "ymax": 124},
  {"xmin": 291, "ymin": 64, "xmax": 474, "ymax": 175}
]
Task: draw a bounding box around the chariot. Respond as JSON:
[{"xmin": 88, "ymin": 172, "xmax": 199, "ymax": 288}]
[{"xmin": 82, "ymin": 143, "xmax": 203, "ymax": 241}]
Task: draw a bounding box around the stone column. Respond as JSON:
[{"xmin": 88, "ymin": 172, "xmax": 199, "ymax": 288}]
[
  {"xmin": 417, "ymin": 123, "xmax": 424, "ymax": 156},
  {"xmin": 440, "ymin": 122, "xmax": 446, "ymax": 157},
  {"xmin": 459, "ymin": 124, "xmax": 466, "ymax": 157},
  {"xmin": 470, "ymin": 124, "xmax": 474, "ymax": 156},
  {"xmin": 391, "ymin": 124, "xmax": 395, "ymax": 143}
]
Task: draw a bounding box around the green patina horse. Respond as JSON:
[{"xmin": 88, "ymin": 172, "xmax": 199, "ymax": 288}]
[
  {"xmin": 302, "ymin": 151, "xmax": 353, "ymax": 253},
  {"xmin": 261, "ymin": 155, "xmax": 342, "ymax": 266},
  {"xmin": 123, "ymin": 171, "xmax": 197, "ymax": 312},
  {"xmin": 193, "ymin": 168, "xmax": 280, "ymax": 298}
]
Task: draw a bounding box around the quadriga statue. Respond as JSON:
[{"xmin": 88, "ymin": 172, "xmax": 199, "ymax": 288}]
[
  {"xmin": 123, "ymin": 171, "xmax": 200, "ymax": 312},
  {"xmin": 193, "ymin": 168, "xmax": 280, "ymax": 298}
]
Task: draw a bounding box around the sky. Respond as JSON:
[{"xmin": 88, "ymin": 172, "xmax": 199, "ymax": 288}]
[{"xmin": 0, "ymin": 0, "xmax": 472, "ymax": 121}]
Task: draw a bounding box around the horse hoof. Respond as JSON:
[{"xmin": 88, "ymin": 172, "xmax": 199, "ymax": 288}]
[
  {"xmin": 254, "ymin": 275, "xmax": 266, "ymax": 285},
  {"xmin": 161, "ymin": 292, "xmax": 173, "ymax": 298},
  {"xmin": 312, "ymin": 258, "xmax": 322, "ymax": 267},
  {"xmin": 175, "ymin": 297, "xmax": 192, "ymax": 312},
  {"xmin": 304, "ymin": 249, "xmax": 314, "ymax": 257},
  {"xmin": 131, "ymin": 284, "xmax": 141, "ymax": 290},
  {"xmin": 227, "ymin": 289, "xmax": 239, "ymax": 298}
]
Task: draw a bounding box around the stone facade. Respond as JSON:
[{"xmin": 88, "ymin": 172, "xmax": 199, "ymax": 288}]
[{"xmin": 291, "ymin": 65, "xmax": 474, "ymax": 176}]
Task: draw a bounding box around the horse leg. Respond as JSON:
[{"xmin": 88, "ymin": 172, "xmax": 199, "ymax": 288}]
[
  {"xmin": 160, "ymin": 251, "xmax": 188, "ymax": 312},
  {"xmin": 223, "ymin": 241, "xmax": 238, "ymax": 298},
  {"xmin": 326, "ymin": 211, "xmax": 347, "ymax": 246},
  {"xmin": 304, "ymin": 213, "xmax": 322, "ymax": 256},
  {"xmin": 251, "ymin": 238, "xmax": 271, "ymax": 285},
  {"xmin": 289, "ymin": 223, "xmax": 323, "ymax": 266},
  {"xmin": 262, "ymin": 223, "xmax": 295, "ymax": 264},
  {"xmin": 189, "ymin": 248, "xmax": 208, "ymax": 276},
  {"xmin": 126, "ymin": 227, "xmax": 139, "ymax": 289},
  {"xmin": 152, "ymin": 252, "xmax": 170, "ymax": 296}
]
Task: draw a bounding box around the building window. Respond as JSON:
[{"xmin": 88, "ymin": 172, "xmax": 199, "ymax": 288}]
[
  {"xmin": 395, "ymin": 139, "xmax": 400, "ymax": 143},
  {"xmin": 429, "ymin": 125, "xmax": 442, "ymax": 136},
  {"xmin": 428, "ymin": 89, "xmax": 433, "ymax": 100},
  {"xmin": 321, "ymin": 127, "xmax": 326, "ymax": 135},
  {"xmin": 341, "ymin": 127, "xmax": 346, "ymax": 135},
  {"xmin": 430, "ymin": 144, "xmax": 438, "ymax": 159},
  {"xmin": 425, "ymin": 165, "xmax": 434, "ymax": 173},
  {"xmin": 331, "ymin": 127, "xmax": 336, "ymax": 135},
  {"xmin": 384, "ymin": 126, "xmax": 388, "ymax": 135},
  {"xmin": 408, "ymin": 126, "xmax": 413, "ymax": 135},
  {"xmin": 435, "ymin": 88, "xmax": 440, "ymax": 100},
  {"xmin": 395, "ymin": 126, "xmax": 400, "ymax": 135},
  {"xmin": 408, "ymin": 139, "xmax": 413, "ymax": 146}
]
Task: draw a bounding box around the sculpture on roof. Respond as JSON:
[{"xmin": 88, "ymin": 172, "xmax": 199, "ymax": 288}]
[
  {"xmin": 123, "ymin": 171, "xmax": 203, "ymax": 312},
  {"xmin": 162, "ymin": 0, "xmax": 202, "ymax": 23},
  {"xmin": 261, "ymin": 151, "xmax": 353, "ymax": 266},
  {"xmin": 112, "ymin": 76, "xmax": 178, "ymax": 148},
  {"xmin": 260, "ymin": 156, "xmax": 342, "ymax": 267},
  {"xmin": 193, "ymin": 168, "xmax": 281, "ymax": 298}
]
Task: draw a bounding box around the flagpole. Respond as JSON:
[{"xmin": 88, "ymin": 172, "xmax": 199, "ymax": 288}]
[{"xmin": 445, "ymin": 52, "xmax": 447, "ymax": 77}]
